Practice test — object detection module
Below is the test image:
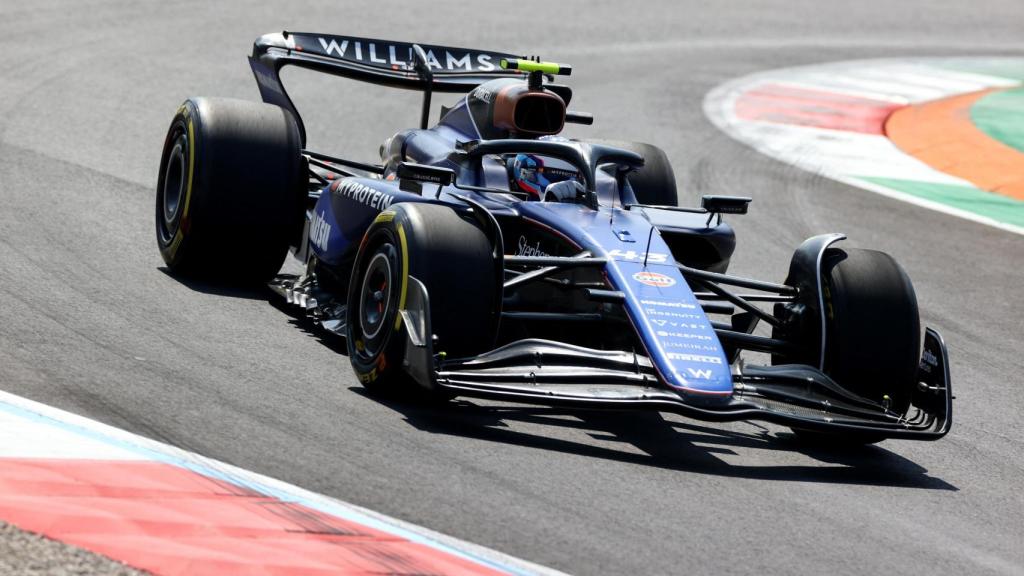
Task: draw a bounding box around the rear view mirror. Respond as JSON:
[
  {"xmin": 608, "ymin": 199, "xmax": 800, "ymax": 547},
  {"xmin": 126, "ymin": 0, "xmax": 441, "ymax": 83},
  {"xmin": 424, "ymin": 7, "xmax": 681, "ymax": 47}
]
[
  {"xmin": 701, "ymin": 195, "xmax": 752, "ymax": 227},
  {"xmin": 701, "ymin": 195, "xmax": 752, "ymax": 215},
  {"xmin": 396, "ymin": 162, "xmax": 455, "ymax": 194}
]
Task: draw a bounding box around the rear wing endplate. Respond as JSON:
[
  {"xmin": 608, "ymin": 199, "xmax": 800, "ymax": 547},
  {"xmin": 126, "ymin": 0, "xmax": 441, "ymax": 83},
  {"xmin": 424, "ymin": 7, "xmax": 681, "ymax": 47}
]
[{"xmin": 249, "ymin": 31, "xmax": 526, "ymax": 145}]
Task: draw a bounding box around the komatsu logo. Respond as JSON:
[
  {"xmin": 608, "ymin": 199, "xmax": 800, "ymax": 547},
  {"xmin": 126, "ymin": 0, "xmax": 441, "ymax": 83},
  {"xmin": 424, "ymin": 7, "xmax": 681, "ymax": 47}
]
[
  {"xmin": 310, "ymin": 210, "xmax": 331, "ymax": 252},
  {"xmin": 335, "ymin": 180, "xmax": 395, "ymax": 211},
  {"xmin": 316, "ymin": 37, "xmax": 497, "ymax": 72}
]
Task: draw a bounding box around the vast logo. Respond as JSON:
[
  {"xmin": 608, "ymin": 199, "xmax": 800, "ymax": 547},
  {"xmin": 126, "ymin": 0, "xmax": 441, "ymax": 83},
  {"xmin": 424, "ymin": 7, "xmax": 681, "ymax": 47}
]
[
  {"xmin": 310, "ymin": 210, "xmax": 331, "ymax": 252},
  {"xmin": 633, "ymin": 271, "xmax": 676, "ymax": 287}
]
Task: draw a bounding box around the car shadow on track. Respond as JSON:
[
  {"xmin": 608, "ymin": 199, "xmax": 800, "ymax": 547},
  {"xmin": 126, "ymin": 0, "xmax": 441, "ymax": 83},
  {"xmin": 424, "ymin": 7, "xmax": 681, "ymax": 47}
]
[
  {"xmin": 244, "ymin": 283, "xmax": 954, "ymax": 491},
  {"xmin": 158, "ymin": 268, "xmax": 272, "ymax": 300},
  {"xmin": 354, "ymin": 390, "xmax": 957, "ymax": 491}
]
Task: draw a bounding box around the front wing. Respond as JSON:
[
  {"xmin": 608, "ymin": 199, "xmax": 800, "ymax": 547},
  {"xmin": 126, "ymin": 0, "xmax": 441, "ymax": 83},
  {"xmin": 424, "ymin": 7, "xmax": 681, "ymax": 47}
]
[{"xmin": 402, "ymin": 278, "xmax": 952, "ymax": 440}]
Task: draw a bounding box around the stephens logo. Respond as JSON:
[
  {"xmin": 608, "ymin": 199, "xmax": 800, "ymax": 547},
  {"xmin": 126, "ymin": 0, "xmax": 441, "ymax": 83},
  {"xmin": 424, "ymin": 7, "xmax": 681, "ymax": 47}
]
[
  {"xmin": 633, "ymin": 271, "xmax": 676, "ymax": 288},
  {"xmin": 516, "ymin": 235, "xmax": 550, "ymax": 257}
]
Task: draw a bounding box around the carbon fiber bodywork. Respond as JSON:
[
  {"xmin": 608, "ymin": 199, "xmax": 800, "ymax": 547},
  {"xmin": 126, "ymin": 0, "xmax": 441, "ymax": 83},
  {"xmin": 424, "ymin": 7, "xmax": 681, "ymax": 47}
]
[{"xmin": 252, "ymin": 30, "xmax": 952, "ymax": 441}]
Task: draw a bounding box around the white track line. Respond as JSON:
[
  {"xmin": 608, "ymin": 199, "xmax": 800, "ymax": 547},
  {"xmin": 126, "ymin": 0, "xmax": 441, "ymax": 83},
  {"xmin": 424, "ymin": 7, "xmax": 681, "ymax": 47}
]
[{"xmin": 704, "ymin": 57, "xmax": 1024, "ymax": 236}]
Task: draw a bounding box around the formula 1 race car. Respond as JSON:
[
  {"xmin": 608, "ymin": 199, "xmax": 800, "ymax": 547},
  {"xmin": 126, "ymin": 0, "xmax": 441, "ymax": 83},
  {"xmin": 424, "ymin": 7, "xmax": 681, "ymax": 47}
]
[{"xmin": 155, "ymin": 32, "xmax": 951, "ymax": 443}]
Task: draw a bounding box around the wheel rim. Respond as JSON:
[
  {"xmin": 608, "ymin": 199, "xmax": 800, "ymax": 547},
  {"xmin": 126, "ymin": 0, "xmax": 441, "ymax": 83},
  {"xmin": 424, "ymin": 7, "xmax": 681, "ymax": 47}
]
[
  {"xmin": 162, "ymin": 133, "xmax": 187, "ymax": 229},
  {"xmin": 157, "ymin": 125, "xmax": 188, "ymax": 241},
  {"xmin": 358, "ymin": 249, "xmax": 394, "ymax": 351}
]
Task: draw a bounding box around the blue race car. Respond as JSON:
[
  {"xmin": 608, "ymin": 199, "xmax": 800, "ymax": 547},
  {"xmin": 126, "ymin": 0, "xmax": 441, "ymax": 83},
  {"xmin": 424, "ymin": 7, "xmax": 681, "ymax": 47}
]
[{"xmin": 155, "ymin": 32, "xmax": 951, "ymax": 443}]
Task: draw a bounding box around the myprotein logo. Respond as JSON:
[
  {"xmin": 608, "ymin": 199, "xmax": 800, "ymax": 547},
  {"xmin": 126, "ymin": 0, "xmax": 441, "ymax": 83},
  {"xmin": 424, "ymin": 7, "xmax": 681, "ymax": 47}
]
[
  {"xmin": 334, "ymin": 180, "xmax": 394, "ymax": 211},
  {"xmin": 314, "ymin": 37, "xmax": 499, "ymax": 72}
]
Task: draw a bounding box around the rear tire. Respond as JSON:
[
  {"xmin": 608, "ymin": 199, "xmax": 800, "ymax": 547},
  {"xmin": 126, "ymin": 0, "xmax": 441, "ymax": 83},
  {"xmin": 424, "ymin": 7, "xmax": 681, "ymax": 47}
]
[
  {"xmin": 582, "ymin": 139, "xmax": 678, "ymax": 206},
  {"xmin": 155, "ymin": 97, "xmax": 303, "ymax": 282},
  {"xmin": 346, "ymin": 203, "xmax": 500, "ymax": 398},
  {"xmin": 791, "ymin": 248, "xmax": 920, "ymax": 444}
]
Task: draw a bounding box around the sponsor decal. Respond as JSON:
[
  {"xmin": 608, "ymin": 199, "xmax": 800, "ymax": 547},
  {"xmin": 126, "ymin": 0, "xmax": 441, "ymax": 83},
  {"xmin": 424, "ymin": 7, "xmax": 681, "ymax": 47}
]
[
  {"xmin": 664, "ymin": 341, "xmax": 720, "ymax": 351},
  {"xmin": 667, "ymin": 353, "xmax": 722, "ymax": 365},
  {"xmin": 652, "ymin": 320, "xmax": 708, "ymax": 330},
  {"xmin": 334, "ymin": 180, "xmax": 395, "ymax": 211},
  {"xmin": 640, "ymin": 299, "xmax": 697, "ymax": 310},
  {"xmin": 633, "ymin": 271, "xmax": 676, "ymax": 287},
  {"xmin": 920, "ymin": 348, "xmax": 938, "ymax": 374},
  {"xmin": 516, "ymin": 235, "xmax": 550, "ymax": 257},
  {"xmin": 645, "ymin": 308, "xmax": 703, "ymax": 320},
  {"xmin": 474, "ymin": 85, "xmax": 496, "ymax": 103},
  {"xmin": 656, "ymin": 330, "xmax": 713, "ymax": 341},
  {"xmin": 314, "ymin": 37, "xmax": 498, "ymax": 72},
  {"xmin": 686, "ymin": 368, "xmax": 714, "ymax": 379},
  {"xmin": 608, "ymin": 249, "xmax": 668, "ymax": 263},
  {"xmin": 310, "ymin": 210, "xmax": 331, "ymax": 251}
]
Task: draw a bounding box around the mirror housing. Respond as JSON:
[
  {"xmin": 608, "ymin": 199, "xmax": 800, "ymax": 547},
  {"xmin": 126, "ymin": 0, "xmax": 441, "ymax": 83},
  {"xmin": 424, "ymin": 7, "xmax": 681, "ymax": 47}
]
[
  {"xmin": 396, "ymin": 162, "xmax": 455, "ymax": 194},
  {"xmin": 701, "ymin": 195, "xmax": 752, "ymax": 215}
]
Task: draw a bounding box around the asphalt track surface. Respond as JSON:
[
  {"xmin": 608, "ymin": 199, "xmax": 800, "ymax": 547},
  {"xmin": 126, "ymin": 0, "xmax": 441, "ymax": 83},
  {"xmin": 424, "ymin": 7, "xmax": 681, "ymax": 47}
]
[{"xmin": 1, "ymin": 1, "xmax": 1023, "ymax": 574}]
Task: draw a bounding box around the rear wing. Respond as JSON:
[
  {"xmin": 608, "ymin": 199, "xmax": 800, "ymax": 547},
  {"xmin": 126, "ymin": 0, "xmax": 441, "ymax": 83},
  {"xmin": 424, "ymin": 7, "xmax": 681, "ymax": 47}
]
[{"xmin": 249, "ymin": 31, "xmax": 527, "ymax": 145}]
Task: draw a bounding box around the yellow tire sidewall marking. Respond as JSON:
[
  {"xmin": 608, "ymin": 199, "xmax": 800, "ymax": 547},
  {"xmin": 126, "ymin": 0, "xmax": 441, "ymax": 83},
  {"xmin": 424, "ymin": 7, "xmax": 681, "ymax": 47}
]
[
  {"xmin": 394, "ymin": 222, "xmax": 409, "ymax": 330},
  {"xmin": 166, "ymin": 115, "xmax": 196, "ymax": 258}
]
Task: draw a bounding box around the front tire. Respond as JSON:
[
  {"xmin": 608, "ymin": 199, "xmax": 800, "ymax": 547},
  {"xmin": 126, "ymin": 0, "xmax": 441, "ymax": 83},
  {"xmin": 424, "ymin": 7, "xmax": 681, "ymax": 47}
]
[
  {"xmin": 155, "ymin": 97, "xmax": 303, "ymax": 282},
  {"xmin": 791, "ymin": 248, "xmax": 921, "ymax": 444},
  {"xmin": 581, "ymin": 139, "xmax": 679, "ymax": 206},
  {"xmin": 345, "ymin": 203, "xmax": 500, "ymax": 398}
]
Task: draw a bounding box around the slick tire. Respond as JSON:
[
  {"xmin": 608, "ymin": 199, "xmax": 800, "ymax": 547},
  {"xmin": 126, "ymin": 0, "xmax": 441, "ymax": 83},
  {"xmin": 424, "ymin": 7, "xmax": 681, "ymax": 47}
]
[
  {"xmin": 346, "ymin": 203, "xmax": 500, "ymax": 399},
  {"xmin": 582, "ymin": 139, "xmax": 679, "ymax": 206},
  {"xmin": 792, "ymin": 248, "xmax": 921, "ymax": 445},
  {"xmin": 155, "ymin": 97, "xmax": 304, "ymax": 282}
]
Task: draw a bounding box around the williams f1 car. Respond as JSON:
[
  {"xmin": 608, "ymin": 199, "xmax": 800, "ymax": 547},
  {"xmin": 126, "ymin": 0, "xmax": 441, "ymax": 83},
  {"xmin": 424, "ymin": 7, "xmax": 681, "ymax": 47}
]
[{"xmin": 155, "ymin": 32, "xmax": 951, "ymax": 443}]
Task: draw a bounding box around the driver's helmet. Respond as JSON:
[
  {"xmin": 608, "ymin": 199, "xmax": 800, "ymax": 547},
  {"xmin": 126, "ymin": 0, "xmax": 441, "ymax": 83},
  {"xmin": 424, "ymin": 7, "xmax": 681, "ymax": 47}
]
[
  {"xmin": 507, "ymin": 154, "xmax": 551, "ymax": 197},
  {"xmin": 506, "ymin": 150, "xmax": 579, "ymax": 199}
]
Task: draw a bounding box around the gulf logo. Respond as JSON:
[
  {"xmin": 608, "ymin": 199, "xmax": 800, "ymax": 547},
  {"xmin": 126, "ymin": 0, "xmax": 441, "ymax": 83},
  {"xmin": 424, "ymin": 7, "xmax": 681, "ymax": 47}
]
[{"xmin": 633, "ymin": 271, "xmax": 676, "ymax": 288}]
